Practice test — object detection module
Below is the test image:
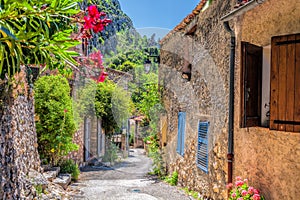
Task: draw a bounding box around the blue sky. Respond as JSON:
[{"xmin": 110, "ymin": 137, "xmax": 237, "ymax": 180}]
[{"xmin": 118, "ymin": 0, "xmax": 200, "ymax": 38}]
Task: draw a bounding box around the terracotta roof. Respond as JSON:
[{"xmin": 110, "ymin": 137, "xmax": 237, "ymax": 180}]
[{"xmin": 160, "ymin": 0, "xmax": 208, "ymax": 45}]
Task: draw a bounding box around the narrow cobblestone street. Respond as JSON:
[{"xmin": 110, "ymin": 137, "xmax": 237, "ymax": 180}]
[{"xmin": 70, "ymin": 149, "xmax": 192, "ymax": 200}]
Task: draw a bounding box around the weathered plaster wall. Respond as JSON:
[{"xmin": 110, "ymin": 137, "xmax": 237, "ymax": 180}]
[
  {"xmin": 240, "ymin": 0, "xmax": 300, "ymax": 47},
  {"xmin": 160, "ymin": 1, "xmax": 233, "ymax": 199},
  {"xmin": 233, "ymin": 0, "xmax": 300, "ymax": 199},
  {"xmin": 0, "ymin": 70, "xmax": 41, "ymax": 199}
]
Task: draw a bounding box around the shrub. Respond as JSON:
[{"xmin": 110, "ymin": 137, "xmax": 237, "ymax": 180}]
[
  {"xmin": 227, "ymin": 176, "xmax": 265, "ymax": 200},
  {"xmin": 102, "ymin": 141, "xmax": 119, "ymax": 165},
  {"xmin": 59, "ymin": 159, "xmax": 80, "ymax": 181},
  {"xmin": 145, "ymin": 134, "xmax": 165, "ymax": 177},
  {"xmin": 164, "ymin": 171, "xmax": 178, "ymax": 186},
  {"xmin": 34, "ymin": 75, "xmax": 78, "ymax": 165}
]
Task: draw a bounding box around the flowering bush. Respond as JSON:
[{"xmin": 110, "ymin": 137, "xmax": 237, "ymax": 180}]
[{"xmin": 227, "ymin": 176, "xmax": 265, "ymax": 200}]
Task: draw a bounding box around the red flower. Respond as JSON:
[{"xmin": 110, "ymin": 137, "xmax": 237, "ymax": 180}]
[
  {"xmin": 88, "ymin": 5, "xmax": 99, "ymax": 18},
  {"xmin": 93, "ymin": 23, "xmax": 104, "ymax": 33},
  {"xmin": 84, "ymin": 16, "xmax": 93, "ymax": 29},
  {"xmin": 97, "ymin": 72, "xmax": 108, "ymax": 83},
  {"xmin": 64, "ymin": 109, "xmax": 68, "ymax": 113}
]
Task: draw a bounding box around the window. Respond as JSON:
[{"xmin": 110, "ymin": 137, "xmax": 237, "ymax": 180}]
[
  {"xmin": 240, "ymin": 33, "xmax": 300, "ymax": 132},
  {"xmin": 197, "ymin": 121, "xmax": 209, "ymax": 173},
  {"xmin": 176, "ymin": 112, "xmax": 186, "ymax": 156},
  {"xmin": 270, "ymin": 34, "xmax": 300, "ymax": 132}
]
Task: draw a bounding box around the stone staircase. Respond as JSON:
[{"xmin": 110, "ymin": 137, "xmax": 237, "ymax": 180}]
[{"xmin": 28, "ymin": 166, "xmax": 73, "ymax": 199}]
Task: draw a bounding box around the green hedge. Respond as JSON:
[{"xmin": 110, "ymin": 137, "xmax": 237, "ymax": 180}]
[{"xmin": 34, "ymin": 75, "xmax": 78, "ymax": 165}]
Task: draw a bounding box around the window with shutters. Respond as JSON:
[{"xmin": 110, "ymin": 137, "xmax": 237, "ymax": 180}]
[
  {"xmin": 197, "ymin": 121, "xmax": 209, "ymax": 173},
  {"xmin": 240, "ymin": 33, "xmax": 300, "ymax": 132},
  {"xmin": 176, "ymin": 112, "xmax": 186, "ymax": 156}
]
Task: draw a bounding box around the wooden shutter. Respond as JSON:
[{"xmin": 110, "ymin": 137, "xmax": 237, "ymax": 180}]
[
  {"xmin": 197, "ymin": 121, "xmax": 209, "ymax": 173},
  {"xmin": 270, "ymin": 33, "xmax": 300, "ymax": 132},
  {"xmin": 241, "ymin": 42, "xmax": 262, "ymax": 127},
  {"xmin": 176, "ymin": 112, "xmax": 186, "ymax": 156}
]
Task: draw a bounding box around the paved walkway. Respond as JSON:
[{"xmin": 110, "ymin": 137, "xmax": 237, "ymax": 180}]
[{"xmin": 70, "ymin": 148, "xmax": 192, "ymax": 200}]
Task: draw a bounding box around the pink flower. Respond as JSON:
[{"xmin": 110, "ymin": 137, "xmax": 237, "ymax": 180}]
[
  {"xmin": 64, "ymin": 109, "xmax": 68, "ymax": 113},
  {"xmin": 235, "ymin": 180, "xmax": 244, "ymax": 187},
  {"xmin": 244, "ymin": 179, "xmax": 248, "ymax": 183},
  {"xmin": 241, "ymin": 190, "xmax": 248, "ymax": 196},
  {"xmin": 236, "ymin": 176, "xmax": 242, "ymax": 181},
  {"xmin": 253, "ymin": 194, "xmax": 261, "ymax": 200},
  {"xmin": 254, "ymin": 189, "xmax": 260, "ymax": 194},
  {"xmin": 231, "ymin": 193, "xmax": 237, "ymax": 198},
  {"xmin": 238, "ymin": 198, "xmax": 243, "ymax": 200},
  {"xmin": 226, "ymin": 183, "xmax": 233, "ymax": 189},
  {"xmin": 248, "ymin": 186, "xmax": 254, "ymax": 195}
]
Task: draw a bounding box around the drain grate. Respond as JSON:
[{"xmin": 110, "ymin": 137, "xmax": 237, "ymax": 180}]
[{"xmin": 131, "ymin": 189, "xmax": 141, "ymax": 193}]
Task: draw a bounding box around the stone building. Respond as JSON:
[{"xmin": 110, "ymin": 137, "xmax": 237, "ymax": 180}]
[{"xmin": 159, "ymin": 0, "xmax": 300, "ymax": 199}]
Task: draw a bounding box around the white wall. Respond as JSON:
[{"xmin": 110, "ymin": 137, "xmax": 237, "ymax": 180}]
[{"xmin": 261, "ymin": 45, "xmax": 271, "ymax": 127}]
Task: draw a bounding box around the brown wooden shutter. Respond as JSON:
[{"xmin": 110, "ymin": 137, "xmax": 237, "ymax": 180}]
[
  {"xmin": 270, "ymin": 33, "xmax": 300, "ymax": 132},
  {"xmin": 241, "ymin": 42, "xmax": 262, "ymax": 127}
]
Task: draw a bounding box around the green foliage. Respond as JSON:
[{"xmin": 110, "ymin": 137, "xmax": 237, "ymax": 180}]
[
  {"xmin": 35, "ymin": 184, "xmax": 43, "ymax": 196},
  {"xmin": 95, "ymin": 79, "xmax": 131, "ymax": 133},
  {"xmin": 94, "ymin": 79, "xmax": 116, "ymax": 133},
  {"xmin": 73, "ymin": 80, "xmax": 97, "ymax": 125},
  {"xmin": 145, "ymin": 134, "xmax": 165, "ymax": 177},
  {"xmin": 59, "ymin": 159, "xmax": 80, "ymax": 181},
  {"xmin": 34, "ymin": 75, "xmax": 78, "ymax": 165},
  {"xmin": 111, "ymin": 86, "xmax": 131, "ymax": 128},
  {"xmin": 102, "ymin": 141, "xmax": 119, "ymax": 165},
  {"xmin": 0, "ymin": 0, "xmax": 81, "ymax": 78},
  {"xmin": 164, "ymin": 171, "xmax": 178, "ymax": 186},
  {"xmin": 182, "ymin": 187, "xmax": 202, "ymax": 200}
]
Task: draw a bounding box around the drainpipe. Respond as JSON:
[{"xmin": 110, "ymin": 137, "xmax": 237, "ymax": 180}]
[{"xmin": 223, "ymin": 21, "xmax": 235, "ymax": 185}]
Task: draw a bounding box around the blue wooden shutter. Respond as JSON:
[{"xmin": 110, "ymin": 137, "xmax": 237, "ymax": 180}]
[
  {"xmin": 197, "ymin": 121, "xmax": 209, "ymax": 173},
  {"xmin": 177, "ymin": 112, "xmax": 186, "ymax": 156}
]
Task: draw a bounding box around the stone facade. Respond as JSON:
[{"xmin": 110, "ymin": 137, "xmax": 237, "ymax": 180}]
[
  {"xmin": 160, "ymin": 0, "xmax": 300, "ymax": 199},
  {"xmin": 0, "ymin": 69, "xmax": 41, "ymax": 199},
  {"xmin": 65, "ymin": 124, "xmax": 85, "ymax": 165},
  {"xmin": 159, "ymin": 1, "xmax": 233, "ymax": 199},
  {"xmin": 232, "ymin": 0, "xmax": 300, "ymax": 199}
]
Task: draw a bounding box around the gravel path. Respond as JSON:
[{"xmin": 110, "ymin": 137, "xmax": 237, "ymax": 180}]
[{"xmin": 70, "ymin": 148, "xmax": 192, "ymax": 200}]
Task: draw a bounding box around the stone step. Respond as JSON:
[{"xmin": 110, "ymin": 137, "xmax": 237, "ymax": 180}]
[
  {"xmin": 53, "ymin": 174, "xmax": 71, "ymax": 190},
  {"xmin": 43, "ymin": 167, "xmax": 60, "ymax": 181}
]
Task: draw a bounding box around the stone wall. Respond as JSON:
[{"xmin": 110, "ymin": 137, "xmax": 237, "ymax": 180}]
[
  {"xmin": 233, "ymin": 0, "xmax": 300, "ymax": 199},
  {"xmin": 0, "ymin": 69, "xmax": 41, "ymax": 199},
  {"xmin": 159, "ymin": 1, "xmax": 233, "ymax": 199},
  {"xmin": 66, "ymin": 124, "xmax": 85, "ymax": 165}
]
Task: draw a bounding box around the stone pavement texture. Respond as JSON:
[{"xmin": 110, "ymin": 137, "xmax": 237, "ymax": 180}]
[{"xmin": 70, "ymin": 148, "xmax": 193, "ymax": 200}]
